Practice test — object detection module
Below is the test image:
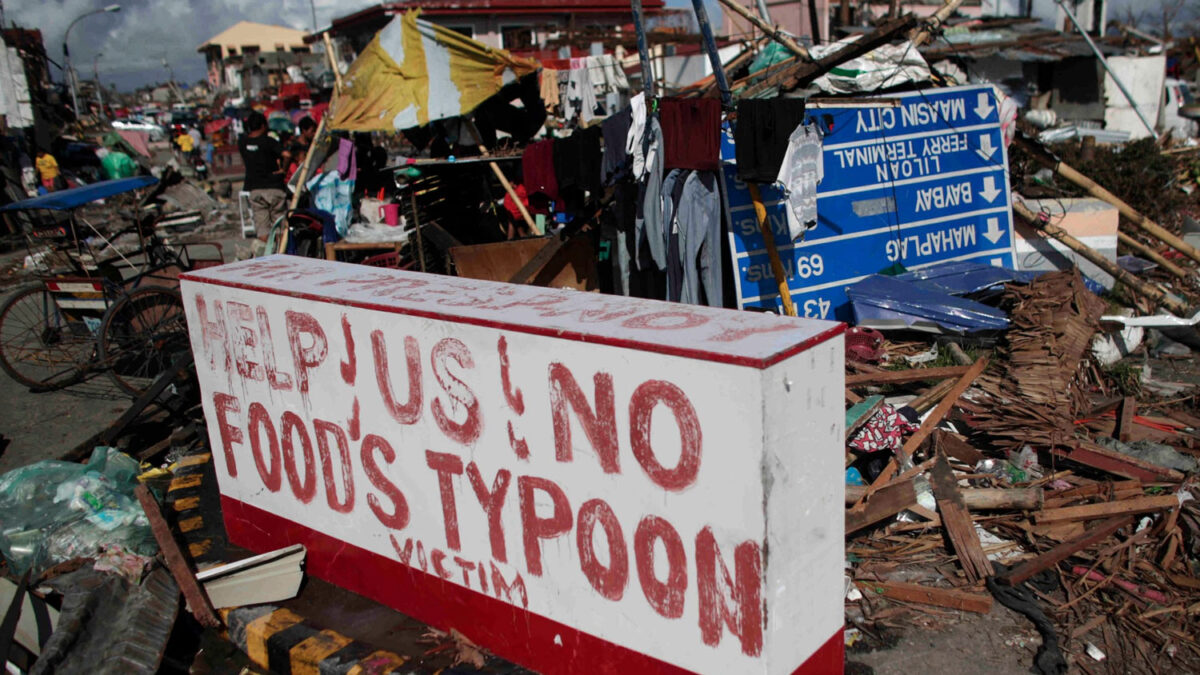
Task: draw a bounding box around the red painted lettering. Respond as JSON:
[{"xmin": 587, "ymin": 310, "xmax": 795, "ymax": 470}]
[
  {"xmin": 635, "ymin": 515, "xmax": 687, "ymax": 618},
  {"xmin": 431, "ymin": 338, "xmax": 481, "ymax": 445},
  {"xmin": 490, "ymin": 562, "xmax": 528, "ymax": 608},
  {"xmin": 507, "ymin": 422, "xmax": 530, "ymax": 460},
  {"xmin": 348, "ymin": 397, "xmax": 361, "ymax": 442},
  {"xmin": 390, "ymin": 535, "xmax": 413, "ymax": 565},
  {"xmin": 362, "ymin": 434, "xmax": 409, "ymax": 530},
  {"xmin": 629, "ymin": 380, "xmax": 702, "ymax": 491},
  {"xmin": 548, "ymin": 363, "xmax": 618, "ymax": 473},
  {"xmin": 696, "ymin": 527, "xmax": 763, "ymax": 657},
  {"xmin": 227, "ymin": 302, "xmax": 264, "ymax": 381},
  {"xmin": 256, "ymin": 307, "xmax": 293, "ymax": 390},
  {"xmin": 519, "ymin": 476, "xmax": 572, "ymax": 576},
  {"xmin": 339, "ymin": 314, "xmax": 356, "ymax": 385},
  {"xmin": 285, "ymin": 311, "xmax": 328, "ymax": 405},
  {"xmin": 372, "ymin": 332, "xmax": 422, "ymax": 425},
  {"xmin": 194, "ymin": 294, "xmax": 230, "ymax": 373},
  {"xmin": 313, "ymin": 418, "xmax": 354, "ymax": 513},
  {"xmin": 466, "ymin": 462, "xmax": 511, "ymax": 562},
  {"xmin": 280, "ymin": 412, "xmax": 317, "ymax": 503},
  {"xmin": 453, "ymin": 556, "xmax": 476, "ymax": 586},
  {"xmin": 212, "ymin": 392, "xmax": 242, "ymax": 477},
  {"xmin": 425, "ymin": 451, "xmax": 464, "ymax": 551},
  {"xmin": 498, "ymin": 336, "xmax": 524, "ymax": 414},
  {"xmin": 577, "ymin": 499, "xmax": 628, "ymax": 601},
  {"xmin": 431, "ymin": 548, "xmax": 454, "ymax": 580},
  {"xmin": 622, "ymin": 311, "xmax": 707, "ymax": 331},
  {"xmin": 247, "ymin": 402, "xmax": 280, "ymax": 491}
]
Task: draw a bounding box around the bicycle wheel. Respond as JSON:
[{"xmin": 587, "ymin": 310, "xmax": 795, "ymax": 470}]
[
  {"xmin": 97, "ymin": 286, "xmax": 190, "ymax": 397},
  {"xmin": 0, "ymin": 282, "xmax": 94, "ymax": 390}
]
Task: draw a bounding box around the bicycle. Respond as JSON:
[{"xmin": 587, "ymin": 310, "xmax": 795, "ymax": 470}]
[{"xmin": 0, "ymin": 176, "xmax": 223, "ymax": 396}]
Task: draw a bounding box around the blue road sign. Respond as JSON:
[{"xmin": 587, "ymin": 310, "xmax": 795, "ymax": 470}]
[{"xmin": 722, "ymin": 84, "xmax": 1017, "ymax": 320}]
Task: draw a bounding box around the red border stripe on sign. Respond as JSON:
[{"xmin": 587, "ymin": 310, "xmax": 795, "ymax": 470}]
[
  {"xmin": 221, "ymin": 496, "xmax": 844, "ymax": 675},
  {"xmin": 182, "ymin": 276, "xmax": 847, "ymax": 370}
]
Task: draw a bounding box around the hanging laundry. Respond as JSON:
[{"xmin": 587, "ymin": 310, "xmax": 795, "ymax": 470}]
[
  {"xmin": 661, "ymin": 169, "xmax": 690, "ymax": 302},
  {"xmin": 776, "ymin": 122, "xmax": 824, "ymax": 241},
  {"xmin": 563, "ymin": 66, "xmax": 599, "ymax": 124},
  {"xmin": 586, "ymin": 54, "xmax": 630, "ymax": 95},
  {"xmin": 337, "ymin": 137, "xmax": 357, "ymax": 181},
  {"xmin": 634, "ymin": 116, "xmax": 665, "ymax": 271},
  {"xmin": 659, "ymin": 97, "xmax": 721, "ymax": 171},
  {"xmin": 733, "ymin": 98, "xmax": 806, "ymax": 183},
  {"xmin": 553, "ymin": 126, "xmax": 603, "ymax": 213},
  {"xmin": 601, "ymin": 106, "xmax": 632, "ymax": 184},
  {"xmin": 522, "ymin": 139, "xmax": 558, "ymax": 201},
  {"xmin": 626, "ymin": 93, "xmax": 647, "ymax": 177},
  {"xmin": 678, "ymin": 171, "xmax": 722, "ymax": 307},
  {"xmin": 540, "ymin": 68, "xmax": 561, "ymax": 113}
]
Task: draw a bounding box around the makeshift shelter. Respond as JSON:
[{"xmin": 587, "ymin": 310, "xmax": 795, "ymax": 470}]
[{"xmin": 328, "ymin": 10, "xmax": 539, "ymax": 132}]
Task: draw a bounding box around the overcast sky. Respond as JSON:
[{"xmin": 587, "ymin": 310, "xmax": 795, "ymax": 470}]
[{"xmin": 4, "ymin": 0, "xmax": 1191, "ymax": 93}]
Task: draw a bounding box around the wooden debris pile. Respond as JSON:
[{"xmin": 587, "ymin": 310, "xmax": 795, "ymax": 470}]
[
  {"xmin": 967, "ymin": 270, "xmax": 1108, "ymax": 451},
  {"xmin": 843, "ymin": 290, "xmax": 1200, "ymax": 673}
]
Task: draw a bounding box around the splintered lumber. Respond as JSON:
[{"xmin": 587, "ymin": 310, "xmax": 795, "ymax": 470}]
[
  {"xmin": 850, "ymin": 357, "xmax": 988, "ymax": 510},
  {"xmin": 845, "ymin": 486, "xmax": 1042, "ymax": 510},
  {"xmin": 1055, "ymin": 441, "xmax": 1186, "ymax": 482},
  {"xmin": 1116, "ymin": 396, "xmax": 1137, "ymax": 443},
  {"xmin": 930, "ymin": 452, "xmax": 993, "ymax": 582},
  {"xmin": 716, "ymin": 0, "xmax": 810, "ymax": 59},
  {"xmin": 856, "ymin": 579, "xmax": 993, "ymax": 614},
  {"xmin": 909, "ymin": 378, "xmax": 956, "ymax": 414},
  {"xmin": 934, "ymin": 430, "xmax": 985, "ymax": 465},
  {"xmin": 845, "ymin": 365, "xmax": 970, "ymax": 386},
  {"xmin": 997, "ymin": 516, "xmax": 1132, "ymax": 586},
  {"xmin": 909, "ymin": 0, "xmax": 968, "ymax": 45},
  {"xmin": 846, "ymin": 480, "xmax": 918, "ymax": 535},
  {"xmin": 1012, "ymin": 200, "xmax": 1190, "ymax": 316},
  {"xmin": 134, "ymin": 485, "xmax": 221, "ymax": 628},
  {"xmin": 1118, "ymin": 231, "xmax": 1188, "ymax": 278},
  {"xmin": 1034, "ymin": 495, "xmax": 1180, "ymax": 524}
]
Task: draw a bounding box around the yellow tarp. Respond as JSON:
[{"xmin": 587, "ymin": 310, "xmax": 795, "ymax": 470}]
[{"xmin": 329, "ymin": 10, "xmax": 539, "ymax": 132}]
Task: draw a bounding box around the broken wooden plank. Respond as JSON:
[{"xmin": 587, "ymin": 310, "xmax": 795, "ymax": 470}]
[
  {"xmin": 846, "ymin": 480, "xmax": 918, "ymax": 535},
  {"xmin": 1034, "ymin": 495, "xmax": 1180, "ymax": 524},
  {"xmin": 846, "ymin": 395, "xmax": 884, "ymax": 440},
  {"xmin": 845, "ymin": 486, "xmax": 1041, "ymax": 510},
  {"xmin": 1055, "ymin": 442, "xmax": 1185, "ymax": 482},
  {"xmin": 1116, "ymin": 396, "xmax": 1137, "ymax": 443},
  {"xmin": 845, "ymin": 365, "xmax": 971, "ymax": 386},
  {"xmin": 930, "ymin": 451, "xmax": 993, "ymax": 583},
  {"xmin": 934, "ymin": 430, "xmax": 985, "ymax": 465},
  {"xmin": 997, "ymin": 516, "xmax": 1132, "ymax": 586},
  {"xmin": 855, "ymin": 579, "xmax": 993, "ymax": 614},
  {"xmin": 134, "ymin": 484, "xmax": 221, "ymax": 628}
]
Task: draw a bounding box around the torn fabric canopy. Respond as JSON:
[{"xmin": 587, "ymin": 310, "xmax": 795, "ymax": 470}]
[{"xmin": 328, "ymin": 10, "xmax": 539, "ymax": 132}]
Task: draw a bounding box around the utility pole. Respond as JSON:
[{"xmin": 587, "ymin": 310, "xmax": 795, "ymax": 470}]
[
  {"xmin": 64, "ymin": 4, "xmax": 121, "ymax": 120},
  {"xmin": 93, "ymin": 52, "xmax": 106, "ymax": 120}
]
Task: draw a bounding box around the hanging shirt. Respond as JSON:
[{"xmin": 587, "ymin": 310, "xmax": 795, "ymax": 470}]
[
  {"xmin": 776, "ymin": 122, "xmax": 824, "ymax": 241},
  {"xmin": 601, "ymin": 106, "xmax": 632, "ymax": 184},
  {"xmin": 540, "ymin": 68, "xmax": 561, "ymax": 112},
  {"xmin": 733, "ymin": 98, "xmax": 806, "ymax": 183},
  {"xmin": 659, "ymin": 97, "xmax": 721, "ymax": 171},
  {"xmin": 563, "ymin": 66, "xmax": 598, "ymax": 124},
  {"xmin": 522, "ymin": 139, "xmax": 558, "ymax": 202},
  {"xmin": 239, "ymin": 134, "xmax": 285, "ymax": 192},
  {"xmin": 35, "ymin": 154, "xmax": 58, "ymax": 182},
  {"xmin": 626, "ymin": 93, "xmax": 647, "ymax": 177}
]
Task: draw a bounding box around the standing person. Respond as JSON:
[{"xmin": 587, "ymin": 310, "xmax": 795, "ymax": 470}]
[
  {"xmin": 285, "ymin": 116, "xmax": 317, "ymax": 181},
  {"xmin": 175, "ymin": 128, "xmax": 194, "ymax": 161},
  {"xmin": 35, "ymin": 150, "xmax": 58, "ymax": 193},
  {"xmin": 238, "ymin": 111, "xmax": 287, "ymax": 243}
]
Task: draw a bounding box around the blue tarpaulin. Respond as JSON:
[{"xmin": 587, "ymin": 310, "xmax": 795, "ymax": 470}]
[
  {"xmin": 845, "ymin": 274, "xmax": 1011, "ymax": 334},
  {"xmin": 0, "ymin": 176, "xmax": 157, "ymax": 212}
]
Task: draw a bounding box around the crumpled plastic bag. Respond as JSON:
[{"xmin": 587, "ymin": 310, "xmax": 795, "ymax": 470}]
[{"xmin": 0, "ymin": 447, "xmax": 156, "ymax": 575}]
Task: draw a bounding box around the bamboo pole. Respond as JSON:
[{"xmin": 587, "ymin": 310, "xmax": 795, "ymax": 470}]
[
  {"xmin": 1117, "ymin": 231, "xmax": 1188, "ymax": 278},
  {"xmin": 748, "ymin": 183, "xmax": 796, "ymax": 316},
  {"xmin": 909, "ymin": 0, "xmax": 967, "ymax": 46},
  {"xmin": 716, "ymin": 0, "xmax": 811, "ymax": 60},
  {"xmin": 463, "ymin": 119, "xmax": 540, "ymax": 235},
  {"xmin": 1013, "ymin": 199, "xmax": 1190, "ymax": 316},
  {"xmin": 1015, "ymin": 135, "xmax": 1200, "ymax": 266}
]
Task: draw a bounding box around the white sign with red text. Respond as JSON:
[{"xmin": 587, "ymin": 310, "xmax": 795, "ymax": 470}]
[{"xmin": 180, "ymin": 255, "xmax": 845, "ymax": 675}]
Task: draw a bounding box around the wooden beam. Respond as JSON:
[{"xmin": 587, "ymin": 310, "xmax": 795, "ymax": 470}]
[
  {"xmin": 715, "ymin": 0, "xmax": 810, "ymax": 59},
  {"xmin": 1034, "ymin": 495, "xmax": 1180, "ymax": 524},
  {"xmin": 846, "ymin": 480, "xmax": 918, "ymax": 535},
  {"xmin": 748, "ymin": 182, "xmax": 796, "ymax": 316},
  {"xmin": 1115, "ymin": 396, "xmax": 1137, "ymax": 443},
  {"xmin": 134, "ymin": 484, "xmax": 221, "ymax": 628},
  {"xmin": 930, "ymin": 451, "xmax": 993, "ymax": 582},
  {"xmin": 1055, "ymin": 442, "xmax": 1185, "ymax": 482},
  {"xmin": 997, "ymin": 516, "xmax": 1132, "ymax": 586},
  {"xmin": 845, "ymin": 486, "xmax": 1042, "ymax": 510},
  {"xmin": 846, "ymin": 395, "xmax": 884, "ymax": 440},
  {"xmin": 845, "ymin": 365, "xmax": 971, "ymax": 386},
  {"xmin": 855, "ymin": 579, "xmax": 993, "ymax": 614}
]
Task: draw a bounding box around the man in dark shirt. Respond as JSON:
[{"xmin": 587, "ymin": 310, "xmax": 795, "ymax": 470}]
[
  {"xmin": 285, "ymin": 116, "xmax": 317, "ymax": 181},
  {"xmin": 238, "ymin": 111, "xmax": 287, "ymax": 241}
]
